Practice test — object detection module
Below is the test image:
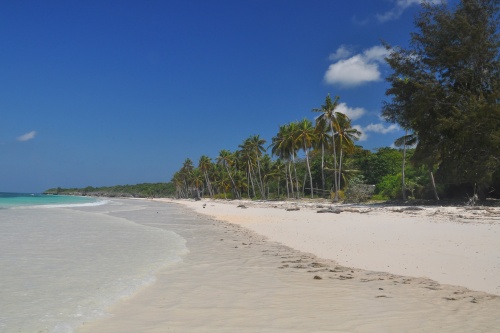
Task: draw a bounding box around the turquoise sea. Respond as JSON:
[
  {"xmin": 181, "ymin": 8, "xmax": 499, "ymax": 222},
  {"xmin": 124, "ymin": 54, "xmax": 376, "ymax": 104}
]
[
  {"xmin": 0, "ymin": 194, "xmax": 188, "ymax": 333},
  {"xmin": 0, "ymin": 192, "xmax": 99, "ymax": 209}
]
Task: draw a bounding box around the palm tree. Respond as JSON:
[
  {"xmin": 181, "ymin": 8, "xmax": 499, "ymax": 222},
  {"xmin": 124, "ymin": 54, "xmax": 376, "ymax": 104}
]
[
  {"xmin": 313, "ymin": 94, "xmax": 342, "ymax": 201},
  {"xmin": 295, "ymin": 118, "xmax": 316, "ymax": 198},
  {"xmin": 198, "ymin": 155, "xmax": 214, "ymax": 198},
  {"xmin": 313, "ymin": 117, "xmax": 331, "ymax": 195},
  {"xmin": 216, "ymin": 150, "xmax": 239, "ymax": 198},
  {"xmin": 333, "ymin": 115, "xmax": 361, "ymax": 192},
  {"xmin": 270, "ymin": 124, "xmax": 298, "ymax": 198},
  {"xmin": 239, "ymin": 135, "xmax": 267, "ymax": 199},
  {"xmin": 394, "ymin": 131, "xmax": 418, "ymax": 200},
  {"xmin": 191, "ymin": 168, "xmax": 204, "ymax": 199},
  {"xmin": 249, "ymin": 135, "xmax": 267, "ymax": 198}
]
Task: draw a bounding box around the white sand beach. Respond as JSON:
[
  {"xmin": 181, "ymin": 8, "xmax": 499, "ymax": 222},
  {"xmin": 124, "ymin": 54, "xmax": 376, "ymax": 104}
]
[{"xmin": 78, "ymin": 199, "xmax": 500, "ymax": 332}]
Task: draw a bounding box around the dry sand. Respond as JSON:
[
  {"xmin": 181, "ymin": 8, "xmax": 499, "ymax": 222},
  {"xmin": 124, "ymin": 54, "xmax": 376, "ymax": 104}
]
[{"xmin": 78, "ymin": 198, "xmax": 500, "ymax": 332}]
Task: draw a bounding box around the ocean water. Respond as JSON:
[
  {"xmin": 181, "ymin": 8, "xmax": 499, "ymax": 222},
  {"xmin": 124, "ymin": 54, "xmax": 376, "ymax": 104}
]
[
  {"xmin": 0, "ymin": 194, "xmax": 188, "ymax": 333},
  {"xmin": 0, "ymin": 192, "xmax": 100, "ymax": 209}
]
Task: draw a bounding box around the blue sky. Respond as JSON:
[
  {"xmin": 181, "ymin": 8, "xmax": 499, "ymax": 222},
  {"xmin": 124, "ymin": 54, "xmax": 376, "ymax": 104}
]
[{"xmin": 0, "ymin": 0, "xmax": 453, "ymax": 192}]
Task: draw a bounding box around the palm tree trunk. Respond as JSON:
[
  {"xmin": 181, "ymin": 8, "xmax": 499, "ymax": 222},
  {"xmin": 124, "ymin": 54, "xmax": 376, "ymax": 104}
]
[
  {"xmin": 224, "ymin": 165, "xmax": 238, "ymax": 199},
  {"xmin": 330, "ymin": 123, "xmax": 339, "ymax": 202},
  {"xmin": 248, "ymin": 166, "xmax": 256, "ymax": 198},
  {"xmin": 204, "ymin": 171, "xmax": 213, "ymax": 198},
  {"xmin": 321, "ymin": 142, "xmax": 325, "ymax": 194},
  {"xmin": 337, "ymin": 138, "xmax": 343, "ymax": 195},
  {"xmin": 285, "ymin": 164, "xmax": 291, "ymax": 198},
  {"xmin": 304, "ymin": 141, "xmax": 314, "ymax": 199},
  {"xmin": 291, "ymin": 154, "xmax": 299, "ymax": 199},
  {"xmin": 256, "ymin": 157, "xmax": 266, "ymax": 199},
  {"xmin": 402, "ymin": 130, "xmax": 407, "ymax": 200},
  {"xmin": 246, "ymin": 171, "xmax": 251, "ymax": 198}
]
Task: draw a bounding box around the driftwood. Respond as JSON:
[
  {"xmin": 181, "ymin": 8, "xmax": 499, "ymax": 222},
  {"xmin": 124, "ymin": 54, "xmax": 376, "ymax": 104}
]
[
  {"xmin": 393, "ymin": 207, "xmax": 424, "ymax": 212},
  {"xmin": 286, "ymin": 207, "xmax": 300, "ymax": 211},
  {"xmin": 237, "ymin": 204, "xmax": 248, "ymax": 209},
  {"xmin": 317, "ymin": 208, "xmax": 342, "ymax": 214}
]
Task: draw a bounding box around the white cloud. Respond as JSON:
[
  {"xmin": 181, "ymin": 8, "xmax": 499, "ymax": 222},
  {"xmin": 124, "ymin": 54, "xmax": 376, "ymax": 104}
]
[
  {"xmin": 377, "ymin": 0, "xmax": 444, "ymax": 23},
  {"xmin": 352, "ymin": 125, "xmax": 369, "ymax": 141},
  {"xmin": 328, "ymin": 45, "xmax": 353, "ymax": 61},
  {"xmin": 353, "ymin": 123, "xmax": 399, "ymax": 141},
  {"xmin": 364, "ymin": 123, "xmax": 399, "ymax": 134},
  {"xmin": 336, "ymin": 103, "xmax": 366, "ymax": 121},
  {"xmin": 324, "ymin": 45, "xmax": 389, "ymax": 87},
  {"xmin": 17, "ymin": 131, "xmax": 37, "ymax": 142}
]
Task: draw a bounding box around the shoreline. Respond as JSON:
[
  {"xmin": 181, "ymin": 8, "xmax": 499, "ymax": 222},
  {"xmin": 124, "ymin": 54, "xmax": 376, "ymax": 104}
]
[{"xmin": 77, "ymin": 198, "xmax": 500, "ymax": 332}]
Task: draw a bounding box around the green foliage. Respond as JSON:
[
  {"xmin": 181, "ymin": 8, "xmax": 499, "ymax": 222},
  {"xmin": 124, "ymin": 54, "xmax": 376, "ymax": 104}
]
[
  {"xmin": 376, "ymin": 174, "xmax": 403, "ymax": 199},
  {"xmin": 44, "ymin": 182, "xmax": 176, "ymax": 198},
  {"xmin": 356, "ymin": 148, "xmax": 403, "ymax": 185}
]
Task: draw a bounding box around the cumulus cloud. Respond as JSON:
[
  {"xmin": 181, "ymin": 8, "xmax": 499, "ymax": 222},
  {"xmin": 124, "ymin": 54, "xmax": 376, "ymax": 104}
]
[
  {"xmin": 328, "ymin": 45, "xmax": 353, "ymax": 61},
  {"xmin": 17, "ymin": 131, "xmax": 37, "ymax": 142},
  {"xmin": 377, "ymin": 0, "xmax": 444, "ymax": 23},
  {"xmin": 324, "ymin": 45, "xmax": 389, "ymax": 87},
  {"xmin": 353, "ymin": 123, "xmax": 399, "ymax": 141},
  {"xmin": 364, "ymin": 123, "xmax": 399, "ymax": 134},
  {"xmin": 336, "ymin": 103, "xmax": 366, "ymax": 121}
]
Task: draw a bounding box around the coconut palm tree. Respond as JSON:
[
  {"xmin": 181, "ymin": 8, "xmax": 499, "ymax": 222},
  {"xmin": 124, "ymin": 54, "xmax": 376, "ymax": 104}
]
[
  {"xmin": 312, "ymin": 94, "xmax": 343, "ymax": 201},
  {"xmin": 313, "ymin": 117, "xmax": 331, "ymax": 195},
  {"xmin": 394, "ymin": 131, "xmax": 419, "ymax": 200},
  {"xmin": 270, "ymin": 124, "xmax": 298, "ymax": 198},
  {"xmin": 198, "ymin": 155, "xmax": 214, "ymax": 198},
  {"xmin": 295, "ymin": 118, "xmax": 316, "ymax": 198},
  {"xmin": 216, "ymin": 150, "xmax": 239, "ymax": 198},
  {"xmin": 238, "ymin": 136, "xmax": 267, "ymax": 199},
  {"xmin": 333, "ymin": 115, "xmax": 361, "ymax": 192}
]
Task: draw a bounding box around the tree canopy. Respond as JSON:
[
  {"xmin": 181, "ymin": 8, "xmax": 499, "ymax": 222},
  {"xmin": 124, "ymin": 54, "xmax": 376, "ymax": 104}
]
[{"xmin": 382, "ymin": 0, "xmax": 500, "ymax": 199}]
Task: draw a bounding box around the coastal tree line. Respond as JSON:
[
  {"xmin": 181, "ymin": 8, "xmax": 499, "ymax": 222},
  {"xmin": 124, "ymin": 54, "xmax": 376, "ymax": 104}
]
[{"xmin": 172, "ymin": 0, "xmax": 500, "ymax": 203}]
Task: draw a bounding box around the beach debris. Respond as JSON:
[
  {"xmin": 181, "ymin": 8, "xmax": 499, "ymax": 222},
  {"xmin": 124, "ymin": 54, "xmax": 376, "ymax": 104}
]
[
  {"xmin": 313, "ymin": 275, "xmax": 322, "ymax": 280},
  {"xmin": 392, "ymin": 206, "xmax": 425, "ymax": 213},
  {"xmin": 317, "ymin": 208, "xmax": 342, "ymax": 214},
  {"xmin": 237, "ymin": 204, "xmax": 248, "ymax": 209},
  {"xmin": 310, "ymin": 262, "xmax": 328, "ymax": 268},
  {"xmin": 286, "ymin": 207, "xmax": 300, "ymax": 211}
]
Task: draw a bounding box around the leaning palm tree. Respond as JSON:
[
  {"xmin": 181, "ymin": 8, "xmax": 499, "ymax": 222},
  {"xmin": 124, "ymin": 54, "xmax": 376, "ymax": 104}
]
[
  {"xmin": 216, "ymin": 150, "xmax": 239, "ymax": 199},
  {"xmin": 198, "ymin": 155, "xmax": 214, "ymax": 198},
  {"xmin": 312, "ymin": 94, "xmax": 343, "ymax": 201},
  {"xmin": 295, "ymin": 118, "xmax": 317, "ymax": 198}
]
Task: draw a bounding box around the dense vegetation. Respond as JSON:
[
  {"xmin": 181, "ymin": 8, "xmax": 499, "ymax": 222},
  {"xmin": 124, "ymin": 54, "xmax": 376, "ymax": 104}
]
[
  {"xmin": 44, "ymin": 183, "xmax": 176, "ymax": 198},
  {"xmin": 173, "ymin": 0, "xmax": 500, "ymax": 203}
]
